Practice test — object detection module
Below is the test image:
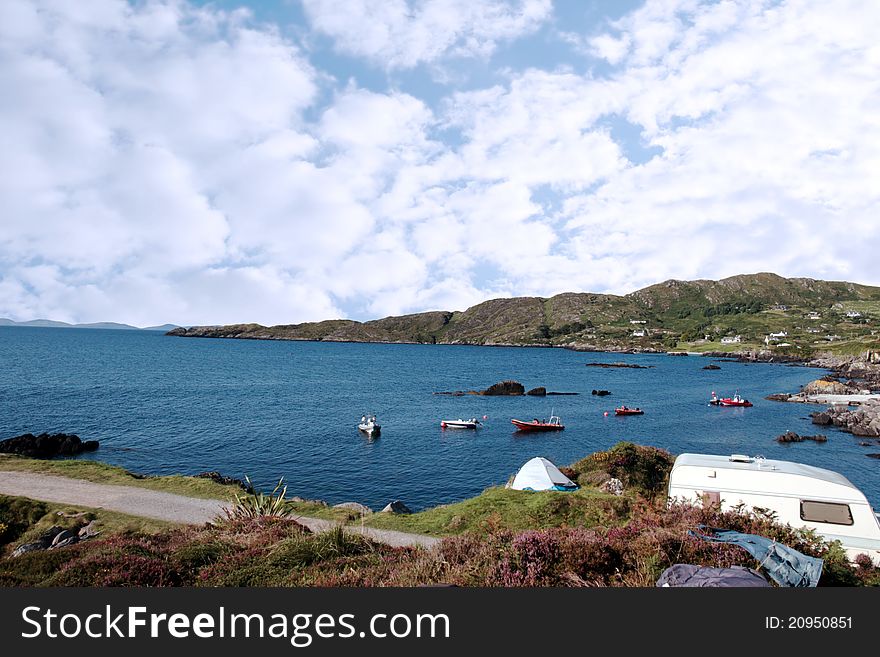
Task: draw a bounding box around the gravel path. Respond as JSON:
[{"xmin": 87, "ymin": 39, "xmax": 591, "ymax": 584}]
[{"xmin": 0, "ymin": 470, "xmax": 439, "ymax": 549}]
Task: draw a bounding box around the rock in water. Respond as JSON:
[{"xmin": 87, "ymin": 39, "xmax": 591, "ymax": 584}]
[
  {"xmin": 526, "ymin": 387, "xmax": 547, "ymax": 396},
  {"xmin": 776, "ymin": 432, "xmax": 828, "ymax": 443},
  {"xmin": 0, "ymin": 432, "xmax": 98, "ymax": 459},
  {"xmin": 380, "ymin": 500, "xmax": 412, "ymax": 514},
  {"xmin": 703, "ymin": 364, "xmax": 721, "ymax": 370},
  {"xmin": 481, "ymin": 380, "xmax": 525, "ymax": 396}
]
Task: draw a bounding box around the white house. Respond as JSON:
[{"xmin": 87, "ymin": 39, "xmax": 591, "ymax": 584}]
[
  {"xmin": 846, "ymin": 311, "xmax": 862, "ymax": 319},
  {"xmin": 632, "ymin": 330, "xmax": 646, "ymax": 337},
  {"xmin": 629, "ymin": 320, "xmax": 647, "ymax": 325},
  {"xmin": 720, "ymin": 335, "xmax": 742, "ymax": 344},
  {"xmin": 807, "ymin": 312, "xmax": 822, "ymax": 320},
  {"xmin": 668, "ymin": 453, "xmax": 880, "ymax": 564}
]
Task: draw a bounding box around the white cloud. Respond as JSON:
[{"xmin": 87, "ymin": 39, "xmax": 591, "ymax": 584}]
[
  {"xmin": 301, "ymin": 0, "xmax": 552, "ymax": 68},
  {"xmin": 1, "ymin": 0, "xmax": 879, "ymax": 327}
]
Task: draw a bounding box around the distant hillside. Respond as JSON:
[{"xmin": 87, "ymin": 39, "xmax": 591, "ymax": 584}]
[
  {"xmin": 167, "ymin": 273, "xmax": 880, "ymax": 357},
  {"xmin": 0, "ymin": 319, "xmax": 178, "ymax": 331}
]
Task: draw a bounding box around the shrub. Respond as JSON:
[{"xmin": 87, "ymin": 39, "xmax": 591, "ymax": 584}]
[
  {"xmin": 218, "ymin": 477, "xmax": 292, "ymax": 522},
  {"xmin": 571, "ymin": 442, "xmax": 674, "ymax": 498}
]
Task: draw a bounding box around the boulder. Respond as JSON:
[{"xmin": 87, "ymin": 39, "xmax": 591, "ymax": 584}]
[
  {"xmin": 197, "ymin": 471, "xmax": 254, "ymax": 493},
  {"xmin": 50, "ymin": 529, "xmax": 79, "ymax": 547},
  {"xmin": 811, "ymin": 412, "xmax": 832, "ymax": 426},
  {"xmin": 481, "ymin": 380, "xmax": 525, "ymax": 396},
  {"xmin": 776, "ymin": 431, "xmax": 827, "ymax": 443},
  {"xmin": 702, "ymin": 364, "xmax": 721, "ymax": 370},
  {"xmin": 766, "ymin": 393, "xmax": 792, "ymax": 402},
  {"xmin": 380, "ymin": 500, "xmax": 412, "ymax": 514},
  {"xmin": 0, "ymin": 432, "xmax": 99, "ymax": 459},
  {"xmin": 78, "ymin": 521, "xmax": 101, "ymax": 539},
  {"xmin": 600, "ymin": 478, "xmax": 624, "ymax": 496},
  {"xmin": 591, "ymin": 390, "xmax": 611, "ymax": 396},
  {"xmin": 11, "ymin": 542, "xmax": 46, "ymax": 558},
  {"xmin": 526, "ymin": 387, "xmax": 547, "ymax": 396},
  {"xmin": 333, "ymin": 502, "xmax": 372, "ymax": 515},
  {"xmin": 802, "ymin": 379, "xmax": 853, "ymax": 395}
]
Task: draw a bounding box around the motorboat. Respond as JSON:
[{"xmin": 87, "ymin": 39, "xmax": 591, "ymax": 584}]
[
  {"xmin": 719, "ymin": 394, "xmax": 753, "ymax": 407},
  {"xmin": 441, "ymin": 418, "xmax": 481, "ymax": 429},
  {"xmin": 615, "ymin": 406, "xmax": 644, "ymax": 416},
  {"xmin": 358, "ymin": 414, "xmax": 381, "ymax": 436},
  {"xmin": 511, "ymin": 415, "xmax": 565, "ymax": 432}
]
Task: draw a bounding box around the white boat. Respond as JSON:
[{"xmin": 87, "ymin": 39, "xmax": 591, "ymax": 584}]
[
  {"xmin": 440, "ymin": 418, "xmax": 481, "ymax": 429},
  {"xmin": 358, "ymin": 414, "xmax": 380, "ymax": 436}
]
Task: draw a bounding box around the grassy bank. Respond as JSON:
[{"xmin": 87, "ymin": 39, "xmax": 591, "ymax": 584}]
[
  {"xmin": 0, "ymin": 455, "xmax": 240, "ymax": 500},
  {"xmin": 364, "ymin": 487, "xmax": 630, "ymax": 535}
]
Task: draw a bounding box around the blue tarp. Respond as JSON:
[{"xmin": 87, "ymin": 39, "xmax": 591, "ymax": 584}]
[{"xmin": 689, "ymin": 526, "xmax": 823, "ymax": 587}]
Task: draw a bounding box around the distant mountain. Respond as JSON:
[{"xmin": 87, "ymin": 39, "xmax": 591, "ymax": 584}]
[
  {"xmin": 168, "ymin": 273, "xmax": 880, "ymax": 357},
  {"xmin": 0, "ymin": 318, "xmax": 179, "ymax": 331}
]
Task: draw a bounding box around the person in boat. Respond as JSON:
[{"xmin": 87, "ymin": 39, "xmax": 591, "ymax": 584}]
[{"xmin": 533, "ymin": 418, "xmax": 539, "ymax": 423}]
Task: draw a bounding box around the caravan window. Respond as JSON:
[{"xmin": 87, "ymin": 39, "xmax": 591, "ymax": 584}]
[{"xmin": 800, "ymin": 500, "xmax": 853, "ymax": 526}]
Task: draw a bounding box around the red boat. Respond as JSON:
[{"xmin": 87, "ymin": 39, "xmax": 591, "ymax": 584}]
[
  {"xmin": 511, "ymin": 415, "xmax": 565, "ymax": 432},
  {"xmin": 719, "ymin": 395, "xmax": 753, "ymax": 407},
  {"xmin": 615, "ymin": 406, "xmax": 644, "ymax": 416}
]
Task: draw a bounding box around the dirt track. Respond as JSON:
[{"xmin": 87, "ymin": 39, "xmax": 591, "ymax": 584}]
[{"xmin": 0, "ymin": 470, "xmax": 439, "ymax": 549}]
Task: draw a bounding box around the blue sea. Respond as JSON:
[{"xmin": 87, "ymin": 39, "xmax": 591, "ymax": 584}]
[{"xmin": 1, "ymin": 327, "xmax": 877, "ymax": 509}]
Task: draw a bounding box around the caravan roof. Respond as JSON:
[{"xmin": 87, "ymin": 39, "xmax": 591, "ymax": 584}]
[{"xmin": 670, "ymin": 454, "xmax": 867, "ymax": 503}]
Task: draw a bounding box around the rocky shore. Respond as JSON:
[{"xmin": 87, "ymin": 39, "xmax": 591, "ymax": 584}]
[
  {"xmin": 812, "ymin": 399, "xmax": 880, "ymax": 438},
  {"xmin": 0, "ymin": 433, "xmax": 98, "ymax": 459}
]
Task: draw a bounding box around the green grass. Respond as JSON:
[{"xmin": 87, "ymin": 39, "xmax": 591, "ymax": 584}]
[
  {"xmin": 0, "ymin": 455, "xmax": 240, "ymax": 500},
  {"xmin": 363, "ymin": 486, "xmax": 630, "ymax": 536},
  {"xmin": 1, "ymin": 494, "xmax": 173, "ymax": 554}
]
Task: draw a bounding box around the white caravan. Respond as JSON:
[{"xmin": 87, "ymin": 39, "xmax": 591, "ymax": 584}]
[{"xmin": 668, "ymin": 453, "xmax": 880, "ymax": 564}]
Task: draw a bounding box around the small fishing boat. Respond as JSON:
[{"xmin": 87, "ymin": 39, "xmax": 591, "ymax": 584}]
[
  {"xmin": 719, "ymin": 393, "xmax": 753, "ymax": 407},
  {"xmin": 615, "ymin": 406, "xmax": 644, "ymax": 416},
  {"xmin": 358, "ymin": 414, "xmax": 381, "ymax": 436},
  {"xmin": 511, "ymin": 415, "xmax": 565, "ymax": 432},
  {"xmin": 441, "ymin": 418, "xmax": 481, "ymax": 429}
]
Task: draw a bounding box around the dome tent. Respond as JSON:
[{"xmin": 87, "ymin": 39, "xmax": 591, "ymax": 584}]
[{"xmin": 509, "ymin": 457, "xmax": 578, "ymax": 491}]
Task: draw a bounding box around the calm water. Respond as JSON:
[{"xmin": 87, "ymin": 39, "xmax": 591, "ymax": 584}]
[{"xmin": 1, "ymin": 327, "xmax": 877, "ymax": 510}]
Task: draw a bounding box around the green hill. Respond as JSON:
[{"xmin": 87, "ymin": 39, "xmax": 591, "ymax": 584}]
[{"xmin": 168, "ymin": 273, "xmax": 880, "ymax": 356}]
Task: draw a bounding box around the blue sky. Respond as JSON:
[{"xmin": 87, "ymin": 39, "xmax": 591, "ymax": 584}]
[{"xmin": 1, "ymin": 0, "xmax": 878, "ymax": 325}]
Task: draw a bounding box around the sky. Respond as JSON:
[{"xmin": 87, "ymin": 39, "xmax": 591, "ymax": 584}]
[{"xmin": 1, "ymin": 0, "xmax": 878, "ymax": 326}]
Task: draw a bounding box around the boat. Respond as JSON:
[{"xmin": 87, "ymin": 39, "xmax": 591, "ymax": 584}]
[
  {"xmin": 708, "ymin": 391, "xmax": 721, "ymax": 406},
  {"xmin": 441, "ymin": 418, "xmax": 481, "ymax": 429},
  {"xmin": 510, "ymin": 415, "xmax": 565, "ymax": 432},
  {"xmin": 615, "ymin": 406, "xmax": 644, "ymax": 416},
  {"xmin": 358, "ymin": 414, "xmax": 381, "ymax": 436},
  {"xmin": 718, "ymin": 392, "xmax": 753, "ymax": 407}
]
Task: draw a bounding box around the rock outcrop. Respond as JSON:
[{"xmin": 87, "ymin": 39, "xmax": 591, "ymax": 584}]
[
  {"xmin": 776, "ymin": 431, "xmax": 827, "ymax": 443},
  {"xmin": 333, "ymin": 502, "xmax": 372, "ymax": 515},
  {"xmin": 482, "ymin": 380, "xmax": 525, "ymax": 396},
  {"xmin": 585, "ymin": 362, "xmax": 653, "ymax": 369},
  {"xmin": 816, "ymin": 399, "xmax": 880, "ymax": 437},
  {"xmin": 526, "ymin": 387, "xmax": 546, "ymax": 396},
  {"xmin": 0, "ymin": 433, "xmax": 98, "ymax": 459},
  {"xmin": 196, "ymin": 471, "xmax": 254, "ymax": 493}
]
